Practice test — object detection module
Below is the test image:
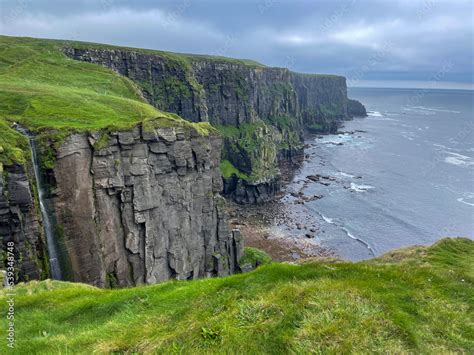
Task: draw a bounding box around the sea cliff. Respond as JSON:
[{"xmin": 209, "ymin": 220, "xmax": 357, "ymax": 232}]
[
  {"xmin": 64, "ymin": 47, "xmax": 366, "ymax": 203},
  {"xmin": 0, "ymin": 35, "xmax": 364, "ymax": 285}
]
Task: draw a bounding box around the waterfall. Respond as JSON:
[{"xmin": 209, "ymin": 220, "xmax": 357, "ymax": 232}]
[{"xmin": 15, "ymin": 125, "xmax": 63, "ymax": 280}]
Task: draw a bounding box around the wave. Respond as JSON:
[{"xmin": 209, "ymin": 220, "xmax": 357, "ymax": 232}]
[
  {"xmin": 412, "ymin": 106, "xmax": 461, "ymax": 114},
  {"xmin": 337, "ymin": 171, "xmax": 355, "ymax": 179},
  {"xmin": 318, "ymin": 213, "xmax": 374, "ymax": 256},
  {"xmin": 433, "ymin": 143, "xmax": 451, "ymax": 150},
  {"xmin": 444, "ymin": 152, "xmax": 474, "ymax": 167},
  {"xmin": 350, "ymin": 183, "xmax": 374, "ymax": 192},
  {"xmin": 321, "ymin": 214, "xmax": 334, "ymax": 224},
  {"xmin": 367, "ymin": 111, "xmax": 399, "ymax": 121},
  {"xmin": 431, "ymin": 143, "xmax": 465, "ymax": 154},
  {"xmin": 367, "ymin": 111, "xmax": 383, "ymax": 117},
  {"xmin": 342, "ymin": 227, "xmax": 376, "ymax": 256},
  {"xmin": 457, "ymin": 193, "xmax": 474, "ymax": 207},
  {"xmin": 403, "ymin": 107, "xmax": 436, "ymax": 116},
  {"xmin": 318, "ymin": 134, "xmax": 353, "ymax": 145}
]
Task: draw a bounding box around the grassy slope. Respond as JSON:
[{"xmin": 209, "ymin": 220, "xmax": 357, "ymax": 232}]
[
  {"xmin": 0, "ymin": 35, "xmax": 336, "ymax": 167},
  {"xmin": 0, "ymin": 36, "xmax": 213, "ymax": 166},
  {"xmin": 2, "ymin": 238, "xmax": 472, "ymax": 353}
]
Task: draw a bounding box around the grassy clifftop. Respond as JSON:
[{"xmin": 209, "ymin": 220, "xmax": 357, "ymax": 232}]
[
  {"xmin": 0, "ymin": 36, "xmax": 214, "ymax": 166},
  {"xmin": 2, "ymin": 238, "xmax": 472, "ymax": 353}
]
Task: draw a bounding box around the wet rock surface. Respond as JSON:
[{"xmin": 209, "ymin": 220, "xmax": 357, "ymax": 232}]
[{"xmin": 0, "ymin": 163, "xmax": 47, "ymax": 281}]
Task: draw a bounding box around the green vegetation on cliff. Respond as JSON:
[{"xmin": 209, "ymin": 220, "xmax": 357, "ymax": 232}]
[
  {"xmin": 219, "ymin": 160, "xmax": 249, "ymax": 180},
  {"xmin": 217, "ymin": 122, "xmax": 282, "ymax": 182},
  {"xmin": 0, "ymin": 36, "xmax": 213, "ymax": 166},
  {"xmin": 2, "ymin": 238, "xmax": 473, "ymax": 353},
  {"xmin": 239, "ymin": 246, "xmax": 272, "ymax": 269}
]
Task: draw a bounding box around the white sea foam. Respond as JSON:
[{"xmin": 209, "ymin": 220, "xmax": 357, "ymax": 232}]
[
  {"xmin": 369, "ymin": 116, "xmax": 399, "ymax": 122},
  {"xmin": 316, "ymin": 212, "xmax": 374, "ymax": 256},
  {"xmin": 403, "ymin": 107, "xmax": 436, "ymax": 116},
  {"xmin": 319, "ymin": 134, "xmax": 353, "ymax": 145},
  {"xmin": 367, "ymin": 111, "xmax": 400, "ymax": 121},
  {"xmin": 350, "ymin": 183, "xmax": 374, "ymax": 192},
  {"xmin": 321, "ymin": 214, "xmax": 335, "ymax": 224},
  {"xmin": 457, "ymin": 193, "xmax": 474, "ymax": 207},
  {"xmin": 367, "ymin": 111, "xmax": 383, "ymax": 117},
  {"xmin": 432, "ymin": 143, "xmax": 463, "ymax": 153},
  {"xmin": 413, "ymin": 106, "xmax": 461, "ymax": 114},
  {"xmin": 341, "ymin": 226, "xmax": 375, "ymax": 255},
  {"xmin": 444, "ymin": 152, "xmax": 474, "ymax": 167},
  {"xmin": 337, "ymin": 171, "xmax": 355, "ymax": 178}
]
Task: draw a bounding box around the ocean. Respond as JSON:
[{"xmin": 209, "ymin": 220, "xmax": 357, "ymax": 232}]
[{"xmin": 275, "ymin": 87, "xmax": 474, "ymax": 260}]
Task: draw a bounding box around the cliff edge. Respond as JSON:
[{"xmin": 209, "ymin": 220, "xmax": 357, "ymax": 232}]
[
  {"xmin": 0, "ymin": 36, "xmax": 242, "ymax": 286},
  {"xmin": 64, "ymin": 45, "xmax": 366, "ymax": 203}
]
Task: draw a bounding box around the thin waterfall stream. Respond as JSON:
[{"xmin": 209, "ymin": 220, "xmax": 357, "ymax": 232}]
[{"xmin": 15, "ymin": 125, "xmax": 63, "ymax": 280}]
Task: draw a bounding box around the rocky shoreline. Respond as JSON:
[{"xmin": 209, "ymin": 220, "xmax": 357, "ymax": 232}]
[
  {"xmin": 228, "ymin": 200, "xmax": 336, "ymax": 262},
  {"xmin": 228, "ymin": 131, "xmax": 368, "ymax": 262},
  {"xmin": 227, "ymin": 138, "xmax": 338, "ymax": 262}
]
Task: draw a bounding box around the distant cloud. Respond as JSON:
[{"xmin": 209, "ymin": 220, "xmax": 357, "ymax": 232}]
[{"xmin": 0, "ymin": 0, "xmax": 472, "ymax": 84}]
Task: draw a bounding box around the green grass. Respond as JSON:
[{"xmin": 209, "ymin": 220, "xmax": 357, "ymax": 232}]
[
  {"xmin": 40, "ymin": 36, "xmax": 266, "ymax": 68},
  {"xmin": 292, "ymin": 71, "xmax": 345, "ymax": 79},
  {"xmin": 219, "ymin": 159, "xmax": 249, "ymax": 180},
  {"xmin": 239, "ymin": 247, "xmax": 272, "ymax": 268},
  {"xmin": 2, "ymin": 238, "xmax": 473, "ymax": 353},
  {"xmin": 0, "ymin": 35, "xmax": 213, "ymax": 166},
  {"xmin": 181, "ymin": 53, "xmax": 266, "ymax": 68}
]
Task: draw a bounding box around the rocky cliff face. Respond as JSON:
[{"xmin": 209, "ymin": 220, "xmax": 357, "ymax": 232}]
[
  {"xmin": 290, "ymin": 74, "xmax": 349, "ymax": 133},
  {"xmin": 64, "ymin": 47, "xmax": 365, "ymax": 204},
  {"xmin": 0, "ymin": 163, "xmax": 47, "ymax": 281},
  {"xmin": 50, "ymin": 125, "xmax": 242, "ymax": 287},
  {"xmin": 64, "ymin": 48, "xmax": 356, "ymax": 129},
  {"xmin": 348, "ymin": 99, "xmax": 368, "ymax": 118}
]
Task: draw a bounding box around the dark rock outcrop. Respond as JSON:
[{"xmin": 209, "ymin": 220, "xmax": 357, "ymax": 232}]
[
  {"xmin": 223, "ymin": 176, "xmax": 280, "ymax": 205},
  {"xmin": 0, "ymin": 163, "xmax": 47, "ymax": 281},
  {"xmin": 348, "ymin": 99, "xmax": 368, "ymax": 118},
  {"xmin": 50, "ymin": 125, "xmax": 242, "ymax": 287}
]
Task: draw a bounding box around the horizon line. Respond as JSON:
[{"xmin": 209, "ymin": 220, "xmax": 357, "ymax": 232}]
[{"xmin": 349, "ymin": 80, "xmax": 474, "ymax": 91}]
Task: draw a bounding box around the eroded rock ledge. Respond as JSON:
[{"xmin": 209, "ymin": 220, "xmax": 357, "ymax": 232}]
[{"xmin": 52, "ymin": 126, "xmax": 242, "ymax": 287}]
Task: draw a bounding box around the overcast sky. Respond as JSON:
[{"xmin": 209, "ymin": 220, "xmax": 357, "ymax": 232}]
[{"xmin": 0, "ymin": 0, "xmax": 473, "ymax": 88}]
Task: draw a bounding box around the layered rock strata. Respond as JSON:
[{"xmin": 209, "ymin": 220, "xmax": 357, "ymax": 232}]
[
  {"xmin": 51, "ymin": 125, "xmax": 242, "ymax": 287},
  {"xmin": 64, "ymin": 47, "xmax": 365, "ymax": 203}
]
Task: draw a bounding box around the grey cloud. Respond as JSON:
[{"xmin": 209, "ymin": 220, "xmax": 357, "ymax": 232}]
[{"xmin": 0, "ymin": 0, "xmax": 472, "ymax": 84}]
